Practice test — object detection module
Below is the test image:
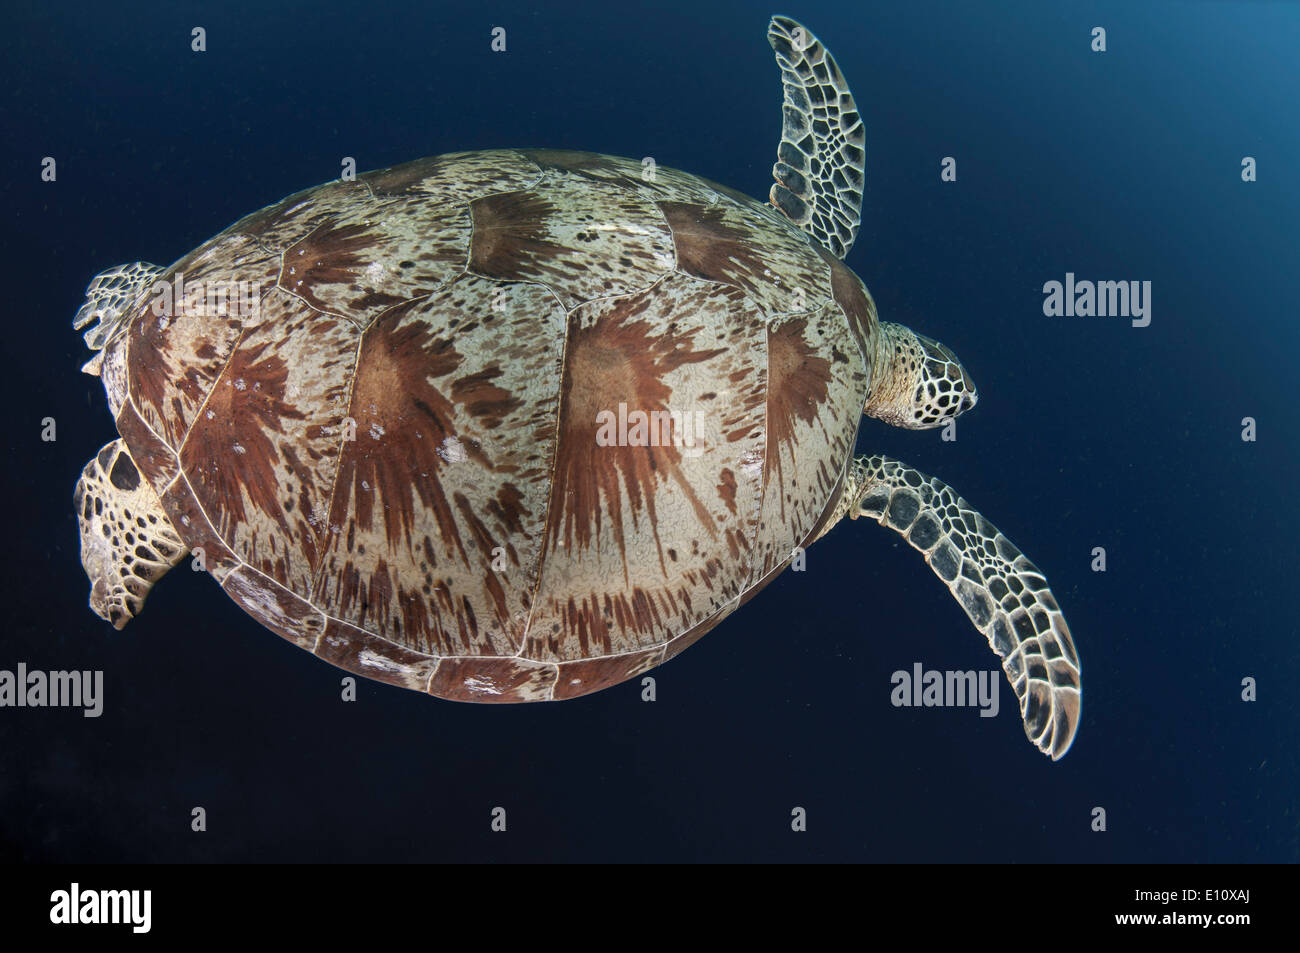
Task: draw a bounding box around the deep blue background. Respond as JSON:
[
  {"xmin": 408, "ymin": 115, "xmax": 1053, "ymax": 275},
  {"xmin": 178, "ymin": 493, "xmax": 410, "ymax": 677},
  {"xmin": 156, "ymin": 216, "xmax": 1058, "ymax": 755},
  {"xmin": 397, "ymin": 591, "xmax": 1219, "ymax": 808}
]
[{"xmin": 1, "ymin": 0, "xmax": 1296, "ymax": 862}]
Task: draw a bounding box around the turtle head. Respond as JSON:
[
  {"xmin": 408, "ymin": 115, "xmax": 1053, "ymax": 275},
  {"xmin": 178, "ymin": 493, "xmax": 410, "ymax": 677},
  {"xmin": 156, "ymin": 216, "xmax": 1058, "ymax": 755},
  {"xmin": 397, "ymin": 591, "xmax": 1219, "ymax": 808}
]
[{"xmin": 864, "ymin": 322, "xmax": 978, "ymax": 429}]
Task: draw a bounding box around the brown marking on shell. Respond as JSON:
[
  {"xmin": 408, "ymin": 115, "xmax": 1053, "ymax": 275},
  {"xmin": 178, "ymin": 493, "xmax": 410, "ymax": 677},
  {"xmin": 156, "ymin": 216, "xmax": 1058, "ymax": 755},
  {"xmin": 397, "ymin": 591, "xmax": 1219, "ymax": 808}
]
[
  {"xmin": 450, "ymin": 365, "xmax": 523, "ymax": 429},
  {"xmin": 327, "ymin": 301, "xmax": 467, "ymax": 553},
  {"xmin": 814, "ymin": 243, "xmax": 879, "ymax": 377},
  {"xmin": 126, "ymin": 235, "xmax": 280, "ymax": 449},
  {"xmin": 99, "ymin": 329, "xmax": 131, "ymax": 418},
  {"xmin": 315, "ymin": 618, "xmax": 439, "ymax": 691},
  {"xmin": 429, "ymin": 656, "xmax": 558, "ymax": 702},
  {"xmin": 467, "ymin": 176, "xmax": 674, "ymax": 308},
  {"xmin": 717, "ymin": 467, "xmax": 738, "ymax": 516},
  {"xmin": 279, "ymin": 202, "xmax": 468, "ymax": 327},
  {"xmin": 178, "ymin": 292, "xmax": 361, "ymax": 593},
  {"xmin": 740, "ymin": 461, "xmax": 849, "ymax": 606},
  {"xmin": 363, "ymin": 156, "xmax": 458, "ymax": 196},
  {"xmin": 659, "ymin": 598, "xmax": 740, "ymax": 663},
  {"xmin": 766, "ymin": 315, "xmax": 833, "ymax": 519},
  {"xmin": 115, "ymin": 401, "xmax": 179, "ymax": 490},
  {"xmin": 553, "ymin": 646, "xmax": 666, "ymax": 700},
  {"xmin": 659, "ymin": 202, "xmax": 762, "ymax": 281},
  {"xmin": 658, "ymin": 200, "xmax": 832, "ymax": 319},
  {"xmin": 233, "ymin": 181, "xmax": 373, "ymax": 252},
  {"xmin": 803, "ymin": 460, "xmax": 849, "ymax": 545},
  {"xmin": 748, "ymin": 304, "xmax": 870, "ymax": 584},
  {"xmin": 222, "ymin": 565, "xmax": 326, "ymax": 651},
  {"xmin": 544, "ymin": 288, "xmax": 725, "ymax": 562},
  {"xmin": 768, "ymin": 317, "xmax": 833, "ymax": 442},
  {"xmin": 467, "ymin": 191, "xmax": 559, "ymax": 282},
  {"xmin": 723, "ymin": 527, "xmax": 749, "ymax": 562},
  {"xmin": 158, "ymin": 477, "xmax": 240, "ymax": 582},
  {"xmin": 524, "ymin": 274, "xmax": 768, "ymax": 662},
  {"xmin": 362, "ymin": 150, "xmax": 542, "ymax": 200},
  {"xmin": 555, "ymin": 590, "xmax": 665, "ymax": 659},
  {"xmin": 523, "ymin": 149, "xmax": 725, "ymax": 206},
  {"xmin": 284, "ymin": 222, "xmax": 404, "ymax": 313},
  {"xmin": 179, "ymin": 341, "xmax": 301, "ymax": 552},
  {"xmin": 313, "ymin": 308, "xmax": 473, "ymax": 650},
  {"xmin": 314, "ymin": 278, "xmax": 565, "ymax": 658},
  {"xmin": 329, "ymin": 557, "xmax": 399, "ymax": 637}
]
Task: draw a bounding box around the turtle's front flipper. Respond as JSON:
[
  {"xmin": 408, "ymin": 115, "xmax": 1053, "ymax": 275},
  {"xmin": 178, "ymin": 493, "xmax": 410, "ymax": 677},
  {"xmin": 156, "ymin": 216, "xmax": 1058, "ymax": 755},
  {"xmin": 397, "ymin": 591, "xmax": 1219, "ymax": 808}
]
[
  {"xmin": 75, "ymin": 440, "xmax": 186, "ymax": 629},
  {"xmin": 843, "ymin": 454, "xmax": 1082, "ymax": 759},
  {"xmin": 766, "ymin": 16, "xmax": 865, "ymax": 259}
]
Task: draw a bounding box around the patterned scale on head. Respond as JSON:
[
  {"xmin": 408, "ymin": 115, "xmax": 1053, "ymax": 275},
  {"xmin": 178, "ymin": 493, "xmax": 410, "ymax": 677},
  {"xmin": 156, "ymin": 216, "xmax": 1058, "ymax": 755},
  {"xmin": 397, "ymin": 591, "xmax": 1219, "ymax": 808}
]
[{"xmin": 71, "ymin": 16, "xmax": 1079, "ymax": 759}]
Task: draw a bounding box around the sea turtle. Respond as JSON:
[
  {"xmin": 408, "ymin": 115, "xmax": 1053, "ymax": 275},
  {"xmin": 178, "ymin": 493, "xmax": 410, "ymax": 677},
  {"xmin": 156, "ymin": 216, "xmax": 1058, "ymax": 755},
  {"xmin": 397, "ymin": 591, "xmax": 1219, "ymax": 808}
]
[{"xmin": 72, "ymin": 16, "xmax": 1081, "ymax": 758}]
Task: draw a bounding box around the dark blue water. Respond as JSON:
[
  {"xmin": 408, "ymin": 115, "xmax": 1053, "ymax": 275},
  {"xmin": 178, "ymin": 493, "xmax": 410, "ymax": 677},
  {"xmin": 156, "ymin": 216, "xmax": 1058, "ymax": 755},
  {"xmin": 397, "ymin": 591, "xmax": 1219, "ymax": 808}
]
[{"xmin": 2, "ymin": 0, "xmax": 1296, "ymax": 862}]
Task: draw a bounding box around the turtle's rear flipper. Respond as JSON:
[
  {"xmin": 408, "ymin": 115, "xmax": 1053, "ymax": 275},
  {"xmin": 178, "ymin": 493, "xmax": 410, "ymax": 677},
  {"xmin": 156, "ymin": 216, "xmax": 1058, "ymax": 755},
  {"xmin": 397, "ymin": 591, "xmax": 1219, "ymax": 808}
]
[
  {"xmin": 845, "ymin": 454, "xmax": 1082, "ymax": 759},
  {"xmin": 75, "ymin": 440, "xmax": 185, "ymax": 630},
  {"xmin": 72, "ymin": 261, "xmax": 164, "ymax": 355}
]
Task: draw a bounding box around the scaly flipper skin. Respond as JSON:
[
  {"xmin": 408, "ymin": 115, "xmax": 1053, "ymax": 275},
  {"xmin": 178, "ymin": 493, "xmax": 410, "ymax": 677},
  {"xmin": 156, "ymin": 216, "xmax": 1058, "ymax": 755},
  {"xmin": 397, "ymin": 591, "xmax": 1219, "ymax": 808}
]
[
  {"xmin": 75, "ymin": 440, "xmax": 186, "ymax": 629},
  {"xmin": 71, "ymin": 262, "xmax": 164, "ymax": 353},
  {"xmin": 767, "ymin": 15, "xmax": 866, "ymax": 259},
  {"xmin": 843, "ymin": 454, "xmax": 1082, "ymax": 759}
]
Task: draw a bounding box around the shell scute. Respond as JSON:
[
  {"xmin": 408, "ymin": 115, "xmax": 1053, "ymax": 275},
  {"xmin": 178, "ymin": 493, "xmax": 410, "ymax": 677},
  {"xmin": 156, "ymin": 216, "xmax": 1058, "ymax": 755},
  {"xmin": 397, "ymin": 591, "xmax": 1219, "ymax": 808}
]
[
  {"xmin": 315, "ymin": 617, "xmax": 439, "ymax": 692},
  {"xmin": 748, "ymin": 303, "xmax": 866, "ymax": 583},
  {"xmin": 312, "ymin": 276, "xmax": 566, "ymax": 658},
  {"xmin": 429, "ymin": 656, "xmax": 557, "ymax": 703},
  {"xmin": 178, "ymin": 290, "xmax": 361, "ymax": 594},
  {"xmin": 658, "ymin": 198, "xmax": 834, "ymax": 320},
  {"xmin": 124, "ymin": 233, "xmax": 280, "ymax": 451},
  {"xmin": 222, "ymin": 565, "xmax": 326, "ymax": 652},
  {"xmin": 467, "ymin": 174, "xmax": 675, "ymax": 309},
  {"xmin": 553, "ymin": 647, "xmax": 666, "ymax": 700},
  {"xmin": 522, "ymin": 272, "xmax": 769, "ymax": 661}
]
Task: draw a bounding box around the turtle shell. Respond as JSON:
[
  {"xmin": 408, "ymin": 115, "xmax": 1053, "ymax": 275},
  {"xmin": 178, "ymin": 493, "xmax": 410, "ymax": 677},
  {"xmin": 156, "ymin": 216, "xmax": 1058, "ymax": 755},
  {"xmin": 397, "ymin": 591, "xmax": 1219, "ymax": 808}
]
[{"xmin": 107, "ymin": 149, "xmax": 879, "ymax": 700}]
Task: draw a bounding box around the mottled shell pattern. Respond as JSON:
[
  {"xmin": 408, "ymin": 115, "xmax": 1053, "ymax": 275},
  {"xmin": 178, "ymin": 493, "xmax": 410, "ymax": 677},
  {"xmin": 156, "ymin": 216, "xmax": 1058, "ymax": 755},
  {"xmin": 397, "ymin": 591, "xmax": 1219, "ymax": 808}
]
[{"xmin": 105, "ymin": 148, "xmax": 880, "ymax": 701}]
